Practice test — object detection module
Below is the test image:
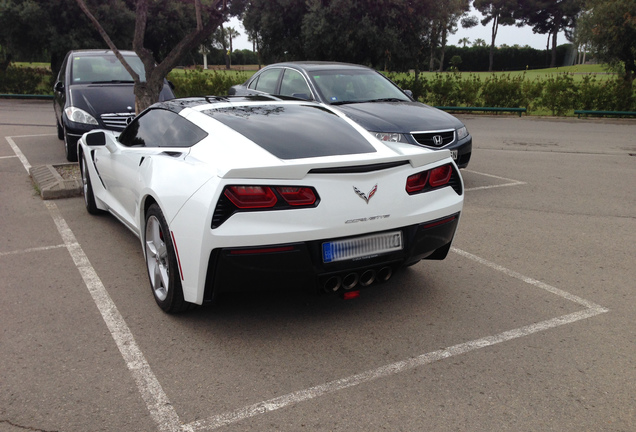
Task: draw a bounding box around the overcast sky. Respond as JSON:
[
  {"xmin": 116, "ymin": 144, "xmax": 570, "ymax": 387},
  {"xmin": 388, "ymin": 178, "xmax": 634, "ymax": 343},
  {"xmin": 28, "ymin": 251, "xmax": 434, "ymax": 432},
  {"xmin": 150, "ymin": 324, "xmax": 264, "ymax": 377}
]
[{"xmin": 227, "ymin": 13, "xmax": 566, "ymax": 52}]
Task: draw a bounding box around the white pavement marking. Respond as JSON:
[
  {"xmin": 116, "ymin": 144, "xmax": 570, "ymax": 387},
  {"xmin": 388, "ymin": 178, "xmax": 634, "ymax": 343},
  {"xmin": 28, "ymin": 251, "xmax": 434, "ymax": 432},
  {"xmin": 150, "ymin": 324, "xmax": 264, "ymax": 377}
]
[
  {"xmin": 44, "ymin": 201, "xmax": 182, "ymax": 432},
  {"xmin": 5, "ymin": 133, "xmax": 57, "ymax": 138},
  {"xmin": 451, "ymin": 247, "xmax": 608, "ymax": 310},
  {"xmin": 0, "ymin": 244, "xmax": 66, "ymax": 257},
  {"xmin": 463, "ymin": 169, "xmax": 526, "ymax": 191},
  {"xmin": 0, "ymin": 155, "xmax": 18, "ymax": 160},
  {"xmin": 181, "ymin": 248, "xmax": 609, "ymax": 431},
  {"xmin": 7, "ymin": 132, "xmax": 181, "ymax": 431},
  {"xmin": 5, "ymin": 136, "xmax": 31, "ymax": 172},
  {"xmin": 6, "ymin": 133, "xmax": 609, "ymax": 431}
]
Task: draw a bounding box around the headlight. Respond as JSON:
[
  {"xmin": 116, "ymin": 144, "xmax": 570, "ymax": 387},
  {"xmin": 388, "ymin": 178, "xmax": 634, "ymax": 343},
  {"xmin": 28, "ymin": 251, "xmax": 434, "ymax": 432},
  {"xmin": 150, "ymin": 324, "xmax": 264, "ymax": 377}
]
[
  {"xmin": 373, "ymin": 132, "xmax": 404, "ymax": 143},
  {"xmin": 456, "ymin": 126, "xmax": 468, "ymax": 140},
  {"xmin": 64, "ymin": 106, "xmax": 98, "ymax": 125}
]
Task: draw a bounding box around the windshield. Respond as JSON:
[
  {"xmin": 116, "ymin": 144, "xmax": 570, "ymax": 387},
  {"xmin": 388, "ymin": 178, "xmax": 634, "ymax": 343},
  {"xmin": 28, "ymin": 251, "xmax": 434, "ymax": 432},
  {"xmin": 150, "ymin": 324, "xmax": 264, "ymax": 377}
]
[
  {"xmin": 71, "ymin": 54, "xmax": 146, "ymax": 84},
  {"xmin": 310, "ymin": 69, "xmax": 411, "ymax": 105}
]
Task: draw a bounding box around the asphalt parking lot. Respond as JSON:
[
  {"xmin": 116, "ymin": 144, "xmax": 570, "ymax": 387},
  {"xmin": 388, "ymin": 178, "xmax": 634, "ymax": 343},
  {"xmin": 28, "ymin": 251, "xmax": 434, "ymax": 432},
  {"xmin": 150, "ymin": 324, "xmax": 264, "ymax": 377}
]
[{"xmin": 1, "ymin": 98, "xmax": 635, "ymax": 432}]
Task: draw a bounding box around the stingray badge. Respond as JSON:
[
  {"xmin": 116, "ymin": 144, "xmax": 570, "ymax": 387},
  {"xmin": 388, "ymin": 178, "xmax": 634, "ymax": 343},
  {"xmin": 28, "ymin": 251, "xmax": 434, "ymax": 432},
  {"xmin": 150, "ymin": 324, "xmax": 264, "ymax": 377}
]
[{"xmin": 353, "ymin": 184, "xmax": 377, "ymax": 204}]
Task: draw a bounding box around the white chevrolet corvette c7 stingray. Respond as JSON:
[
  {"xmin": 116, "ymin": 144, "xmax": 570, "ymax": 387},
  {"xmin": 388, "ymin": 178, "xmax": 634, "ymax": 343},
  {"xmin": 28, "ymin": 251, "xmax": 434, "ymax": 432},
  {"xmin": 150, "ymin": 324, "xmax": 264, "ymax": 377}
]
[{"xmin": 77, "ymin": 96, "xmax": 464, "ymax": 313}]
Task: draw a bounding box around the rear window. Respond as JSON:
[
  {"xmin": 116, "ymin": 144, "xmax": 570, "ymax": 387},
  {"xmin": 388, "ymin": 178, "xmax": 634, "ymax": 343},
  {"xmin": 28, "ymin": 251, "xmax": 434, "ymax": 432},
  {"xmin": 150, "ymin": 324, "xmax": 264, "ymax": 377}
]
[
  {"xmin": 119, "ymin": 109, "xmax": 208, "ymax": 148},
  {"xmin": 202, "ymin": 104, "xmax": 376, "ymax": 159}
]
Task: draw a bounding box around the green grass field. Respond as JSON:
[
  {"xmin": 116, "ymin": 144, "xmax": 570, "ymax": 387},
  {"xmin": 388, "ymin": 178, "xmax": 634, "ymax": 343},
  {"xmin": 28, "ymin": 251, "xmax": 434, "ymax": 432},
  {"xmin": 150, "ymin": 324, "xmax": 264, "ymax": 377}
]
[
  {"xmin": 394, "ymin": 64, "xmax": 617, "ymax": 83},
  {"xmin": 15, "ymin": 61, "xmax": 614, "ymax": 81}
]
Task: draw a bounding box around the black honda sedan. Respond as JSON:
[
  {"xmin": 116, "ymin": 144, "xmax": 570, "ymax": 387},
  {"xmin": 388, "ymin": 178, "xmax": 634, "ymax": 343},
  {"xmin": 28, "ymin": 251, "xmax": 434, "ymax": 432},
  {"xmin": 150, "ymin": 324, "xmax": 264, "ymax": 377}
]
[
  {"xmin": 53, "ymin": 50, "xmax": 175, "ymax": 161},
  {"xmin": 228, "ymin": 62, "xmax": 472, "ymax": 168}
]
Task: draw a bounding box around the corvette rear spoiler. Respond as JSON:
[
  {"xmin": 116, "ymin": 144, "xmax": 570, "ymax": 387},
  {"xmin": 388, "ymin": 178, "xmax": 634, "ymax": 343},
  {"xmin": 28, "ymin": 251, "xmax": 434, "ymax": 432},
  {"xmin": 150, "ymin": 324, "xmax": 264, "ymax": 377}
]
[{"xmin": 218, "ymin": 146, "xmax": 452, "ymax": 180}]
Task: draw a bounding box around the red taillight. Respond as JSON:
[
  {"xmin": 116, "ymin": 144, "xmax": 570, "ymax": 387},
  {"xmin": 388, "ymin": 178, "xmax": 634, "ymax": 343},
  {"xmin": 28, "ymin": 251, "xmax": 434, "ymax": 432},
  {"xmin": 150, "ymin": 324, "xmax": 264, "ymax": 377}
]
[
  {"xmin": 224, "ymin": 186, "xmax": 277, "ymax": 208},
  {"xmin": 276, "ymin": 187, "xmax": 317, "ymax": 206},
  {"xmin": 406, "ymin": 171, "xmax": 429, "ymax": 194},
  {"xmin": 406, "ymin": 164, "xmax": 454, "ymax": 195},
  {"xmin": 429, "ymin": 164, "xmax": 453, "ymax": 187}
]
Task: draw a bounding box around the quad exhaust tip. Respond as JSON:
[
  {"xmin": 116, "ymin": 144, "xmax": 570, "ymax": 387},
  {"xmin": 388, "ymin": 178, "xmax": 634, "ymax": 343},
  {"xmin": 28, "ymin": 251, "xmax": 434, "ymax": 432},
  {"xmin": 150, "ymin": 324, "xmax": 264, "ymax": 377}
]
[
  {"xmin": 359, "ymin": 269, "xmax": 376, "ymax": 287},
  {"xmin": 324, "ymin": 276, "xmax": 341, "ymax": 292},
  {"xmin": 322, "ymin": 266, "xmax": 394, "ymax": 293},
  {"xmin": 377, "ymin": 266, "xmax": 393, "ymax": 282},
  {"xmin": 342, "ymin": 273, "xmax": 359, "ymax": 290}
]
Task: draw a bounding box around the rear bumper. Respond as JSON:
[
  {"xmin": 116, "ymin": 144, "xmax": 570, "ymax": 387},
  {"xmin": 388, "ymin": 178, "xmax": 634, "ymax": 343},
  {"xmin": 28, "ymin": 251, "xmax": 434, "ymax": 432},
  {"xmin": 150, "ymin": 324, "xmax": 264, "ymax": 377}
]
[{"xmin": 203, "ymin": 213, "xmax": 460, "ymax": 300}]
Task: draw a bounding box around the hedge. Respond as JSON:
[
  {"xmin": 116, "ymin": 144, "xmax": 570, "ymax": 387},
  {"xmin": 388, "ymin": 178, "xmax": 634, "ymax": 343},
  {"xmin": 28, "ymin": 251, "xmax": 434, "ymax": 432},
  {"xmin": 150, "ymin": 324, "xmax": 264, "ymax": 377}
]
[
  {"xmin": 3, "ymin": 65, "xmax": 634, "ymax": 115},
  {"xmin": 388, "ymin": 71, "xmax": 636, "ymax": 115}
]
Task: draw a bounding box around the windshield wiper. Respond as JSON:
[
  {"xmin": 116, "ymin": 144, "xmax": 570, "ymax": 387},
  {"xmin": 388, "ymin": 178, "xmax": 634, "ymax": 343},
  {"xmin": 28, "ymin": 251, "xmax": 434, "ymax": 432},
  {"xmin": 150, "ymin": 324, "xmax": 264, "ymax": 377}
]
[
  {"xmin": 90, "ymin": 80, "xmax": 135, "ymax": 84},
  {"xmin": 364, "ymin": 98, "xmax": 407, "ymax": 103},
  {"xmin": 330, "ymin": 100, "xmax": 359, "ymax": 106}
]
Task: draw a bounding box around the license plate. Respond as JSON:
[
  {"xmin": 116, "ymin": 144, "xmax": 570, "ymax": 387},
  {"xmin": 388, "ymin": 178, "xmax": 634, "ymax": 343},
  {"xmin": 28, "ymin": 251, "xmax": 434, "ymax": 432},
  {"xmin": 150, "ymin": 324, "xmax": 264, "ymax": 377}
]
[
  {"xmin": 450, "ymin": 150, "xmax": 458, "ymax": 160},
  {"xmin": 322, "ymin": 231, "xmax": 403, "ymax": 263}
]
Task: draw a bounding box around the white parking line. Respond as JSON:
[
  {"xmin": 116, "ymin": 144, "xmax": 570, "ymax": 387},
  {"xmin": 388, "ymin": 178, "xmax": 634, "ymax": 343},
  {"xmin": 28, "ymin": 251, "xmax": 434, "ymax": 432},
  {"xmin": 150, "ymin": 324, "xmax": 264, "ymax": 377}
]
[
  {"xmin": 5, "ymin": 133, "xmax": 57, "ymax": 138},
  {"xmin": 451, "ymin": 247, "xmax": 606, "ymax": 310},
  {"xmin": 5, "ymin": 136, "xmax": 31, "ymax": 172},
  {"xmin": 181, "ymin": 247, "xmax": 609, "ymax": 432},
  {"xmin": 44, "ymin": 201, "xmax": 182, "ymax": 432},
  {"xmin": 6, "ymin": 134, "xmax": 182, "ymax": 432},
  {"xmin": 5, "ymin": 134, "xmax": 609, "ymax": 432},
  {"xmin": 0, "ymin": 244, "xmax": 66, "ymax": 257},
  {"xmin": 463, "ymin": 169, "xmax": 526, "ymax": 191}
]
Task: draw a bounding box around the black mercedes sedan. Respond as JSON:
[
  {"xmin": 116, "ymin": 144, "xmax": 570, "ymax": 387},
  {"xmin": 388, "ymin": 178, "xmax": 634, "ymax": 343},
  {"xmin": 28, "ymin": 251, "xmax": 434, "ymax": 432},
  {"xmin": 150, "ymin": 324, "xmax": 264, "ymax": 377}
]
[
  {"xmin": 228, "ymin": 62, "xmax": 472, "ymax": 168},
  {"xmin": 53, "ymin": 50, "xmax": 175, "ymax": 161}
]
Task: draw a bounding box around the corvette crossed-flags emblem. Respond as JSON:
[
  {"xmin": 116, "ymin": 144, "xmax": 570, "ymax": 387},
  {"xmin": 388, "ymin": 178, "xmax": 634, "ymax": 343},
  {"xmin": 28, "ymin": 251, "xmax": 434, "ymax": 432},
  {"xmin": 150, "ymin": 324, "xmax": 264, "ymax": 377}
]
[{"xmin": 353, "ymin": 184, "xmax": 378, "ymax": 204}]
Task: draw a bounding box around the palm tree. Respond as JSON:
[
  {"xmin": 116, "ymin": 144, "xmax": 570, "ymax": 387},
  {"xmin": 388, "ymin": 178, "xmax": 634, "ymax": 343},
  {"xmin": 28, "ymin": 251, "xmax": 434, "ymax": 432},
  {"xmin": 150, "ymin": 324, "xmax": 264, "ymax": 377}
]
[
  {"xmin": 225, "ymin": 26, "xmax": 241, "ymax": 69},
  {"xmin": 458, "ymin": 37, "xmax": 471, "ymax": 47},
  {"xmin": 473, "ymin": 38, "xmax": 487, "ymax": 47}
]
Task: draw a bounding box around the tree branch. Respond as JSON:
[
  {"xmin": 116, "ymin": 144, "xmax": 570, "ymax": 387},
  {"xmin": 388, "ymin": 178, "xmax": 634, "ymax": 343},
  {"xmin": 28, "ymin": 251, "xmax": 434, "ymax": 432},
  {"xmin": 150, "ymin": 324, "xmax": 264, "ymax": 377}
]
[{"xmin": 74, "ymin": 0, "xmax": 140, "ymax": 83}]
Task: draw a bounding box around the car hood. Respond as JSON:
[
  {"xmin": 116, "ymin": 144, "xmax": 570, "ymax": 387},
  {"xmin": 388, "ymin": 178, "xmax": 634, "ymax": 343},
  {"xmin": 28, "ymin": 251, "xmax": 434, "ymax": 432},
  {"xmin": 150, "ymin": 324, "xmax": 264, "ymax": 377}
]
[
  {"xmin": 69, "ymin": 84, "xmax": 136, "ymax": 116},
  {"xmin": 68, "ymin": 83, "xmax": 173, "ymax": 116},
  {"xmin": 334, "ymin": 102, "xmax": 463, "ymax": 133}
]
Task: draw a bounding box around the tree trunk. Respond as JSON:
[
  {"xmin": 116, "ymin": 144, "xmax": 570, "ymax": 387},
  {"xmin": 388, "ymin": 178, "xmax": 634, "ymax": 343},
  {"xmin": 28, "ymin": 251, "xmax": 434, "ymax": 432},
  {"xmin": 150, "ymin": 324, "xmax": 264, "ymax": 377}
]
[
  {"xmin": 488, "ymin": 15, "xmax": 499, "ymax": 73},
  {"xmin": 0, "ymin": 53, "xmax": 12, "ymax": 72},
  {"xmin": 229, "ymin": 37, "xmax": 233, "ymax": 68},
  {"xmin": 437, "ymin": 26, "xmax": 449, "ymax": 72},
  {"xmin": 550, "ymin": 29, "xmax": 558, "ymax": 68},
  {"xmin": 133, "ymin": 79, "xmax": 163, "ymax": 114}
]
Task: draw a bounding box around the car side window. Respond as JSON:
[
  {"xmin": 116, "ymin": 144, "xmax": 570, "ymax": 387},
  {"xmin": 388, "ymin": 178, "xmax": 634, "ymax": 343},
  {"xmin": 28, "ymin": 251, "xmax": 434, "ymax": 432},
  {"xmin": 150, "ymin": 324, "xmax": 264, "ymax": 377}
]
[
  {"xmin": 251, "ymin": 68, "xmax": 282, "ymax": 94},
  {"xmin": 58, "ymin": 55, "xmax": 69, "ymax": 85},
  {"xmin": 279, "ymin": 69, "xmax": 312, "ymax": 100},
  {"xmin": 118, "ymin": 109, "xmax": 208, "ymax": 148}
]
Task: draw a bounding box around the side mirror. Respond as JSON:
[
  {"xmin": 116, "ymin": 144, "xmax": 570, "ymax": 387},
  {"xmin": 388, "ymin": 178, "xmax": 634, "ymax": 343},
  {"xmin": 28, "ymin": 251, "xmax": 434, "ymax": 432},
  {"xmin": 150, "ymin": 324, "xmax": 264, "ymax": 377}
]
[
  {"xmin": 404, "ymin": 89, "xmax": 414, "ymax": 99},
  {"xmin": 85, "ymin": 131, "xmax": 106, "ymax": 146},
  {"xmin": 54, "ymin": 81, "xmax": 64, "ymax": 93}
]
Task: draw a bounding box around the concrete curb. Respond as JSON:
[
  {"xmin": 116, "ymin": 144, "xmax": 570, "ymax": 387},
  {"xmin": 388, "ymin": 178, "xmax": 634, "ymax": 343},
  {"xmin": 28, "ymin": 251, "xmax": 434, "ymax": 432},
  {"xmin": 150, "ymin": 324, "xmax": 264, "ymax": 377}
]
[{"xmin": 30, "ymin": 164, "xmax": 82, "ymax": 200}]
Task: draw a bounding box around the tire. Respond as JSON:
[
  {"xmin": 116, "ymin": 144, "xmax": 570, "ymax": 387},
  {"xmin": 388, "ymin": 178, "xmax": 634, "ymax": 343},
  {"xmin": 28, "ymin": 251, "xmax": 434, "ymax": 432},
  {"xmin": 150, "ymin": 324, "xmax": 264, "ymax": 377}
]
[
  {"xmin": 63, "ymin": 126, "xmax": 78, "ymax": 162},
  {"xmin": 80, "ymin": 153, "xmax": 102, "ymax": 215},
  {"xmin": 144, "ymin": 204, "xmax": 193, "ymax": 313}
]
